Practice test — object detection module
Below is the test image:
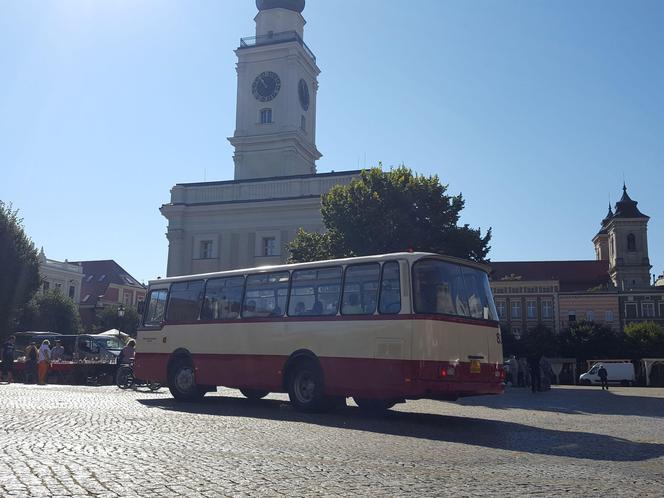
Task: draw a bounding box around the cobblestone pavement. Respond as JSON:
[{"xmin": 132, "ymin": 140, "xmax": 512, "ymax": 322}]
[{"xmin": 0, "ymin": 383, "xmax": 662, "ymax": 497}]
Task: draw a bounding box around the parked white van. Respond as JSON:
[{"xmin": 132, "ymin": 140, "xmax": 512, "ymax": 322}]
[{"xmin": 579, "ymin": 362, "xmax": 635, "ymax": 386}]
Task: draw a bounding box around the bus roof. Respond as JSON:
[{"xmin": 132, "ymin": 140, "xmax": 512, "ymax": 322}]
[{"xmin": 147, "ymin": 252, "xmax": 491, "ymax": 286}]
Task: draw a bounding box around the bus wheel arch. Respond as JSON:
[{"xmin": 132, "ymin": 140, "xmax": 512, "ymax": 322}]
[{"xmin": 167, "ymin": 349, "xmax": 205, "ymax": 402}]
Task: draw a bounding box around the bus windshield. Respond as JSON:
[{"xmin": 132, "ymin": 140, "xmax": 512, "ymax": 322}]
[{"xmin": 412, "ymin": 259, "xmax": 498, "ymax": 321}]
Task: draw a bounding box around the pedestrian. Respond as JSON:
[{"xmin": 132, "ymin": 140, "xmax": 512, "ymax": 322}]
[
  {"xmin": 38, "ymin": 339, "xmax": 51, "ymax": 385},
  {"xmin": 1, "ymin": 335, "xmax": 16, "ymax": 383},
  {"xmin": 527, "ymin": 354, "xmax": 542, "ymax": 393},
  {"xmin": 518, "ymin": 357, "xmax": 527, "ymax": 387},
  {"xmin": 598, "ymin": 364, "xmax": 609, "ymax": 390},
  {"xmin": 51, "ymin": 340, "xmax": 65, "ymax": 362},
  {"xmin": 508, "ymin": 356, "xmax": 519, "ymax": 387},
  {"xmin": 119, "ymin": 339, "xmax": 136, "ymax": 366},
  {"xmin": 25, "ymin": 342, "xmax": 38, "ymax": 384}
]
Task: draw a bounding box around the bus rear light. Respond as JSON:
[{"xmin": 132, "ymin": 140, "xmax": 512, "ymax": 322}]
[{"xmin": 441, "ymin": 366, "xmax": 455, "ymax": 378}]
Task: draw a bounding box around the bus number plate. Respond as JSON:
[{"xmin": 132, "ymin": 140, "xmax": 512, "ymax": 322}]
[{"xmin": 470, "ymin": 360, "xmax": 481, "ymax": 374}]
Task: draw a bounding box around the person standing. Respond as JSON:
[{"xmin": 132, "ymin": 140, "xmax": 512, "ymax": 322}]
[
  {"xmin": 1, "ymin": 335, "xmax": 16, "ymax": 383},
  {"xmin": 25, "ymin": 342, "xmax": 38, "ymax": 384},
  {"xmin": 50, "ymin": 340, "xmax": 65, "ymax": 362},
  {"xmin": 598, "ymin": 364, "xmax": 609, "ymax": 390},
  {"xmin": 527, "ymin": 354, "xmax": 542, "ymax": 393},
  {"xmin": 38, "ymin": 339, "xmax": 51, "ymax": 385}
]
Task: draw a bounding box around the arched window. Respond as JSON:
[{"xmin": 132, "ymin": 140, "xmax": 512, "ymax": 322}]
[
  {"xmin": 260, "ymin": 108, "xmax": 272, "ymax": 124},
  {"xmin": 627, "ymin": 233, "xmax": 636, "ymax": 252}
]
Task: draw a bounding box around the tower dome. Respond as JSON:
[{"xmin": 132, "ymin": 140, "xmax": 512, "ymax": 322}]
[{"xmin": 256, "ymin": 0, "xmax": 305, "ymax": 12}]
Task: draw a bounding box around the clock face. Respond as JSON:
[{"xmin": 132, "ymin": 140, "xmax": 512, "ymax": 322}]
[
  {"xmin": 298, "ymin": 79, "xmax": 310, "ymax": 111},
  {"xmin": 252, "ymin": 71, "xmax": 281, "ymax": 102}
]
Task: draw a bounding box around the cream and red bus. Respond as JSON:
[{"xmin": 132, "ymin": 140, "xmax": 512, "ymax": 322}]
[{"xmin": 134, "ymin": 252, "xmax": 504, "ymax": 412}]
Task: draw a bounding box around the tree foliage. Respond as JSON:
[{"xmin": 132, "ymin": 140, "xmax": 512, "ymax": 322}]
[
  {"xmin": 558, "ymin": 321, "xmax": 624, "ymax": 360},
  {"xmin": 95, "ymin": 305, "xmax": 140, "ymax": 337},
  {"xmin": 18, "ymin": 290, "xmax": 82, "ymax": 335},
  {"xmin": 288, "ymin": 166, "xmax": 491, "ymax": 263},
  {"xmin": 624, "ymin": 321, "xmax": 664, "ymax": 357},
  {"xmin": 0, "ymin": 201, "xmax": 40, "ymax": 337}
]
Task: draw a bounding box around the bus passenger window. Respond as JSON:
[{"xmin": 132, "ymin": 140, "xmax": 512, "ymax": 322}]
[
  {"xmin": 288, "ymin": 267, "xmax": 341, "ymax": 316},
  {"xmin": 342, "ymin": 263, "xmax": 380, "ymax": 315},
  {"xmin": 243, "ymin": 272, "xmax": 289, "ymax": 318},
  {"xmin": 144, "ymin": 289, "xmax": 168, "ymax": 326},
  {"xmin": 203, "ymin": 276, "xmax": 245, "ymax": 320},
  {"xmin": 166, "ymin": 280, "xmax": 205, "ymax": 322},
  {"xmin": 379, "ymin": 261, "xmax": 401, "ymax": 314}
]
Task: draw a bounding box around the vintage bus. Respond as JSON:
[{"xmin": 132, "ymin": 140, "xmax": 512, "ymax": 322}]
[{"xmin": 134, "ymin": 252, "xmax": 504, "ymax": 411}]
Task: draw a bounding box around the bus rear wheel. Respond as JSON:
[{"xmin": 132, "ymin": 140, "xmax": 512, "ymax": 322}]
[
  {"xmin": 353, "ymin": 397, "xmax": 398, "ymax": 413},
  {"xmin": 240, "ymin": 388, "xmax": 269, "ymax": 400},
  {"xmin": 168, "ymin": 357, "xmax": 205, "ymax": 402},
  {"xmin": 288, "ymin": 359, "xmax": 325, "ymax": 412}
]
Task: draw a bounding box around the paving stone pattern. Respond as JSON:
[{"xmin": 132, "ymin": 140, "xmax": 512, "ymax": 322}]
[{"xmin": 0, "ymin": 383, "xmax": 663, "ymax": 497}]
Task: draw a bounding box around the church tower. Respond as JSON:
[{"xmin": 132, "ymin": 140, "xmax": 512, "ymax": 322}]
[
  {"xmin": 603, "ymin": 185, "xmax": 652, "ymax": 289},
  {"xmin": 229, "ymin": 0, "xmax": 322, "ymax": 180}
]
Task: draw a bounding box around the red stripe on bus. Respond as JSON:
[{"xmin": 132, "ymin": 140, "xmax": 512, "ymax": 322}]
[{"xmin": 134, "ymin": 352, "xmax": 504, "ymax": 399}]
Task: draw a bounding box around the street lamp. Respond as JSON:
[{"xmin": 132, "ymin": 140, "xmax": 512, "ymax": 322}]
[{"xmin": 117, "ymin": 305, "xmax": 125, "ymax": 332}]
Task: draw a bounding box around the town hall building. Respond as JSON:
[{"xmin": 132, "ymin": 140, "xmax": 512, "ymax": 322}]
[{"xmin": 161, "ymin": 0, "xmax": 359, "ymax": 277}]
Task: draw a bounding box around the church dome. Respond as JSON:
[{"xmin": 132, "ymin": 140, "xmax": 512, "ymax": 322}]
[
  {"xmin": 256, "ymin": 0, "xmax": 305, "ymax": 13},
  {"xmin": 613, "ymin": 184, "xmax": 648, "ymax": 219}
]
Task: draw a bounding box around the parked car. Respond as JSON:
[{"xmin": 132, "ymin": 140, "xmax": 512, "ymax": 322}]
[{"xmin": 579, "ymin": 362, "xmax": 635, "ymax": 386}]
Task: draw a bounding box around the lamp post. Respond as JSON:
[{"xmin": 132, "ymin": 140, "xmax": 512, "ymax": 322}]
[{"xmin": 117, "ymin": 304, "xmax": 125, "ymax": 331}]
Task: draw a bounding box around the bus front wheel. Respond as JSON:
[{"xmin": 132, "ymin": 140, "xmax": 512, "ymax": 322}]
[
  {"xmin": 287, "ymin": 359, "xmax": 325, "ymax": 412},
  {"xmin": 168, "ymin": 357, "xmax": 205, "ymax": 402}
]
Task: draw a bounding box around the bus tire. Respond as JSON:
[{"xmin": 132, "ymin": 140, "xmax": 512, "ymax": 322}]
[
  {"xmin": 240, "ymin": 388, "xmax": 269, "ymax": 400},
  {"xmin": 287, "ymin": 359, "xmax": 325, "ymax": 412},
  {"xmin": 353, "ymin": 397, "xmax": 398, "ymax": 413},
  {"xmin": 168, "ymin": 356, "xmax": 204, "ymax": 402}
]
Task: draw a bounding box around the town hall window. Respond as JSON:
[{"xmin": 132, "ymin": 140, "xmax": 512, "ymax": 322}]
[
  {"xmin": 200, "ymin": 240, "xmax": 214, "ymax": 259},
  {"xmin": 627, "ymin": 233, "xmax": 636, "ymax": 251},
  {"xmin": 262, "ymin": 237, "xmax": 277, "ymax": 256},
  {"xmin": 260, "ymin": 108, "xmax": 272, "ymax": 124}
]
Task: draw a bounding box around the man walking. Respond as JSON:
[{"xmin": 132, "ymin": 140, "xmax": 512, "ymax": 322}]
[{"xmin": 598, "ymin": 364, "xmax": 609, "ymax": 390}]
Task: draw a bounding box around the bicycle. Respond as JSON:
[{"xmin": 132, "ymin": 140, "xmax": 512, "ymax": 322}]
[{"xmin": 116, "ymin": 360, "xmax": 161, "ymax": 391}]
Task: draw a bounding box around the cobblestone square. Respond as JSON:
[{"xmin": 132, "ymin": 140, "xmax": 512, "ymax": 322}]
[{"xmin": 0, "ymin": 383, "xmax": 662, "ymax": 496}]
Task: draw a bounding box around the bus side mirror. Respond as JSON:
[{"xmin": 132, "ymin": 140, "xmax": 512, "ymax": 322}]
[{"xmin": 137, "ymin": 301, "xmax": 145, "ymax": 315}]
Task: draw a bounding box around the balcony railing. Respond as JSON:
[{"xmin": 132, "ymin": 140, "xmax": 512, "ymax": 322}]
[{"xmin": 239, "ymin": 30, "xmax": 316, "ymax": 62}]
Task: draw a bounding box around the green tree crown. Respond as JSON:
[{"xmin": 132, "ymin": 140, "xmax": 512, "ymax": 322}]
[
  {"xmin": 288, "ymin": 166, "xmax": 491, "ymax": 263},
  {"xmin": 0, "ymin": 201, "xmax": 40, "ymax": 338}
]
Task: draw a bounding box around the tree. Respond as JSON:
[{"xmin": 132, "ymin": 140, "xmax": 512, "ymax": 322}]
[
  {"xmin": 287, "ymin": 166, "xmax": 492, "ymax": 263},
  {"xmin": 521, "ymin": 324, "xmax": 560, "ymax": 358},
  {"xmin": 558, "ymin": 321, "xmax": 625, "ymax": 360},
  {"xmin": 624, "ymin": 321, "xmax": 664, "ymax": 357},
  {"xmin": 95, "ymin": 305, "xmax": 140, "ymax": 337},
  {"xmin": 0, "ymin": 201, "xmax": 40, "ymax": 338},
  {"xmin": 18, "ymin": 290, "xmax": 82, "ymax": 335}
]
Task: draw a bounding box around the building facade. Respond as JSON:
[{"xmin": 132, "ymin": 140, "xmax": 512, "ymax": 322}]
[
  {"xmin": 37, "ymin": 248, "xmax": 84, "ymax": 303},
  {"xmin": 162, "ymin": 0, "xmax": 359, "ymax": 277},
  {"xmin": 75, "ymin": 260, "xmax": 146, "ymax": 330},
  {"xmin": 491, "ymin": 185, "xmax": 660, "ymax": 336}
]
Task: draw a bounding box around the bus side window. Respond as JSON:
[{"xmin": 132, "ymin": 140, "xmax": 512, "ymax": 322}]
[
  {"xmin": 379, "ymin": 261, "xmax": 401, "ymax": 314},
  {"xmin": 288, "ymin": 267, "xmax": 341, "ymax": 316},
  {"xmin": 342, "ymin": 263, "xmax": 380, "ymax": 315},
  {"xmin": 243, "ymin": 272, "xmax": 289, "ymax": 318},
  {"xmin": 166, "ymin": 280, "xmax": 205, "ymax": 323},
  {"xmin": 203, "ymin": 276, "xmax": 245, "ymax": 320},
  {"xmin": 144, "ymin": 289, "xmax": 169, "ymax": 326}
]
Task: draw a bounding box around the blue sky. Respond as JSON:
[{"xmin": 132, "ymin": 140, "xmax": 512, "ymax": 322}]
[{"xmin": 1, "ymin": 0, "xmax": 663, "ymax": 284}]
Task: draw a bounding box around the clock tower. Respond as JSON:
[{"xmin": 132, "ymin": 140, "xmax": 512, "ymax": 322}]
[{"xmin": 229, "ymin": 0, "xmax": 322, "ymax": 180}]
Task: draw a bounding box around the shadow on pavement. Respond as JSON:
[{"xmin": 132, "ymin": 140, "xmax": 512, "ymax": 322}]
[
  {"xmin": 459, "ymin": 386, "xmax": 664, "ymax": 417},
  {"xmin": 137, "ymin": 395, "xmax": 664, "ymax": 462}
]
